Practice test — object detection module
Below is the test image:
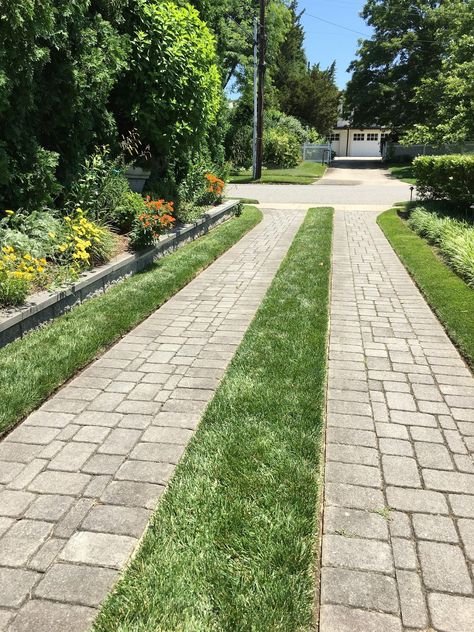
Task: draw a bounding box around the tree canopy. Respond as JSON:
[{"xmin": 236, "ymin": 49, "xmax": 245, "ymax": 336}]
[{"xmin": 345, "ymin": 0, "xmax": 474, "ymax": 144}]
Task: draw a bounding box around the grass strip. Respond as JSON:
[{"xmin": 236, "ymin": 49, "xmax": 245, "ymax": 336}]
[
  {"xmin": 387, "ymin": 163, "xmax": 416, "ymax": 185},
  {"xmin": 93, "ymin": 207, "xmax": 333, "ymax": 632},
  {"xmin": 229, "ymin": 162, "xmax": 326, "ymax": 185},
  {"xmin": 378, "ymin": 208, "xmax": 474, "ymax": 370},
  {"xmin": 0, "ymin": 207, "xmax": 262, "ymax": 437}
]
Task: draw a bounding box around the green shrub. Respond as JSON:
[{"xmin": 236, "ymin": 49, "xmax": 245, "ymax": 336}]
[
  {"xmin": 117, "ymin": 1, "xmax": 221, "ymax": 177},
  {"xmin": 414, "ymin": 155, "xmax": 474, "ymax": 208},
  {"xmin": 0, "ymin": 274, "xmax": 30, "ymax": 308},
  {"xmin": 264, "ymin": 128, "xmax": 301, "ymax": 168},
  {"xmin": 67, "ymin": 146, "xmax": 130, "ymax": 223},
  {"xmin": 112, "ymin": 192, "xmax": 146, "ymax": 234},
  {"xmin": 408, "ymin": 206, "xmax": 474, "ymax": 286}
]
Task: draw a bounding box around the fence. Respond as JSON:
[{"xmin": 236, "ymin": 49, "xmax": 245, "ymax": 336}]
[
  {"xmin": 302, "ymin": 143, "xmax": 333, "ymax": 164},
  {"xmin": 383, "ymin": 141, "xmax": 474, "ymax": 161}
]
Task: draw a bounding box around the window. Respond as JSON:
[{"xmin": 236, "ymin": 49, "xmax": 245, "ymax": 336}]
[
  {"xmin": 367, "ymin": 133, "xmax": 379, "ymax": 141},
  {"xmin": 353, "ymin": 133, "xmax": 365, "ymax": 141},
  {"xmin": 381, "ymin": 133, "xmax": 389, "ymax": 141},
  {"xmin": 330, "ymin": 133, "xmax": 340, "ymax": 141}
]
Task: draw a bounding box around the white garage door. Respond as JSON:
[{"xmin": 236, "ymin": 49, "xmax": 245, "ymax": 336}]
[{"xmin": 349, "ymin": 133, "xmax": 381, "ymax": 157}]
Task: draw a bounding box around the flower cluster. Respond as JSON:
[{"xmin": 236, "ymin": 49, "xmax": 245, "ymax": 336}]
[
  {"xmin": 57, "ymin": 209, "xmax": 113, "ymax": 269},
  {"xmin": 130, "ymin": 198, "xmax": 176, "ymax": 250},
  {"xmin": 205, "ymin": 173, "xmax": 225, "ymax": 198},
  {"xmin": 0, "ymin": 245, "xmax": 47, "ymax": 306}
]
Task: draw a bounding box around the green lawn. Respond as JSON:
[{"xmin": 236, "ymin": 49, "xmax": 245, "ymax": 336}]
[
  {"xmin": 93, "ymin": 207, "xmax": 333, "ymax": 632},
  {"xmin": 387, "ymin": 163, "xmax": 417, "ymax": 185},
  {"xmin": 0, "ymin": 207, "xmax": 262, "ymax": 438},
  {"xmin": 378, "ymin": 208, "xmax": 474, "ymax": 369},
  {"xmin": 229, "ymin": 161, "xmax": 327, "ymax": 185}
]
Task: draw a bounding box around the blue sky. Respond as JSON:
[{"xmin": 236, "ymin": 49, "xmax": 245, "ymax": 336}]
[{"xmin": 298, "ymin": 0, "xmax": 373, "ymax": 88}]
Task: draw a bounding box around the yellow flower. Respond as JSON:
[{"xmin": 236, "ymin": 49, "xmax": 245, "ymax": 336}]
[
  {"xmin": 23, "ymin": 253, "xmax": 32, "ymax": 261},
  {"xmin": 37, "ymin": 266, "xmax": 45, "ymax": 273},
  {"xmin": 59, "ymin": 244, "xmax": 68, "ymax": 253},
  {"xmin": 48, "ymin": 232, "xmax": 56, "ymax": 239},
  {"xmin": 5, "ymin": 210, "xmax": 14, "ymax": 216}
]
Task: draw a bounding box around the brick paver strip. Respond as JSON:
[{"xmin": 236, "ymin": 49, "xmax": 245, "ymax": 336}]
[
  {"xmin": 320, "ymin": 210, "xmax": 474, "ymax": 632},
  {"xmin": 0, "ymin": 209, "xmax": 305, "ymax": 631}
]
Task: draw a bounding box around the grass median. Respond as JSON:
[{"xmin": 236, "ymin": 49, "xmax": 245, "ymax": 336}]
[
  {"xmin": 378, "ymin": 208, "xmax": 474, "ymax": 369},
  {"xmin": 0, "ymin": 206, "xmax": 262, "ymax": 437},
  {"xmin": 229, "ymin": 161, "xmax": 326, "ymax": 185},
  {"xmin": 93, "ymin": 207, "xmax": 333, "ymax": 632}
]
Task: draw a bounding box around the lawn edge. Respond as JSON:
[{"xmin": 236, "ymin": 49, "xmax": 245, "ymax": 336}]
[
  {"xmin": 0, "ymin": 206, "xmax": 263, "ymax": 439},
  {"xmin": 377, "ymin": 207, "xmax": 474, "ymax": 371}
]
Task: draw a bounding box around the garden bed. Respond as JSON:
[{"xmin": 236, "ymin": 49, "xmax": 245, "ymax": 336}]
[{"xmin": 0, "ymin": 200, "xmax": 240, "ymax": 348}]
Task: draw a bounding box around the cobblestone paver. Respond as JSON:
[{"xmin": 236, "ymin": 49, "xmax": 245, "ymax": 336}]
[
  {"xmin": 0, "ymin": 209, "xmax": 304, "ymax": 632},
  {"xmin": 320, "ymin": 210, "xmax": 474, "ymax": 632}
]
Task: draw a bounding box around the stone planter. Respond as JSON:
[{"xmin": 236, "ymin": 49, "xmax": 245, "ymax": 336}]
[{"xmin": 125, "ymin": 167, "xmax": 152, "ymax": 193}]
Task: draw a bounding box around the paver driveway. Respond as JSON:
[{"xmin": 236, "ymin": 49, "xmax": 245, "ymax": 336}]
[
  {"xmin": 320, "ymin": 210, "xmax": 474, "ymax": 632},
  {"xmin": 0, "ymin": 209, "xmax": 305, "ymax": 632}
]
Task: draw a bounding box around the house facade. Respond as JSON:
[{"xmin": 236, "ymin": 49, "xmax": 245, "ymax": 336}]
[{"xmin": 330, "ymin": 118, "xmax": 389, "ymax": 158}]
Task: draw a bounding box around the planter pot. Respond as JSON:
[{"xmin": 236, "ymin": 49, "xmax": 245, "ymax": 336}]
[{"xmin": 125, "ymin": 167, "xmax": 152, "ymax": 193}]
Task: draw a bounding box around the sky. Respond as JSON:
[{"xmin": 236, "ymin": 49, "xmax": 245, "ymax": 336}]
[{"xmin": 298, "ymin": 0, "xmax": 374, "ymax": 89}]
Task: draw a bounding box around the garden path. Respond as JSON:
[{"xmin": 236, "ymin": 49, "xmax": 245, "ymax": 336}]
[
  {"xmin": 320, "ymin": 210, "xmax": 474, "ymax": 632},
  {"xmin": 0, "ymin": 208, "xmax": 305, "ymax": 632}
]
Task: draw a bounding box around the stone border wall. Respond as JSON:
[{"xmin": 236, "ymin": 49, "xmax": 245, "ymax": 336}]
[{"xmin": 0, "ymin": 200, "xmax": 241, "ymax": 348}]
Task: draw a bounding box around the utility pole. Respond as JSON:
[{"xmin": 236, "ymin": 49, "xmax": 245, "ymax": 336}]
[
  {"xmin": 252, "ymin": 17, "xmax": 258, "ymax": 180},
  {"xmin": 253, "ymin": 0, "xmax": 266, "ymax": 181}
]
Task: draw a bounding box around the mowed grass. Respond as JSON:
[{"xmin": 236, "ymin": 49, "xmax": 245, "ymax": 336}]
[
  {"xmin": 387, "ymin": 163, "xmax": 416, "ymax": 185},
  {"xmin": 378, "ymin": 208, "xmax": 474, "ymax": 369},
  {"xmin": 93, "ymin": 207, "xmax": 333, "ymax": 632},
  {"xmin": 0, "ymin": 207, "xmax": 262, "ymax": 437},
  {"xmin": 229, "ymin": 161, "xmax": 326, "ymax": 185}
]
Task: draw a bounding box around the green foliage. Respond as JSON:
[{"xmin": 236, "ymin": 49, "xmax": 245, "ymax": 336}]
[
  {"xmin": 408, "ymin": 206, "xmax": 474, "ymax": 287},
  {"xmin": 67, "ymin": 146, "xmax": 130, "ymax": 223},
  {"xmin": 263, "ymin": 128, "xmax": 301, "ymax": 168},
  {"xmin": 0, "ymin": 275, "xmax": 30, "ymax": 308},
  {"xmin": 0, "ymin": 1, "xmax": 129, "ymax": 210},
  {"xmin": 117, "ymin": 1, "xmax": 221, "ymax": 174},
  {"xmin": 346, "ymin": 0, "xmax": 473, "ymax": 139},
  {"xmin": 402, "ymin": 0, "xmax": 474, "ymax": 144},
  {"xmin": 0, "ymin": 211, "xmax": 64, "ymax": 258},
  {"xmin": 414, "ymin": 155, "xmax": 474, "ymax": 207},
  {"xmin": 112, "ymin": 191, "xmax": 146, "ymax": 234}
]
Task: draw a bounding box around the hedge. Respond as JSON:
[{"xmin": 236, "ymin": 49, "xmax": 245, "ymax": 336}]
[{"xmin": 414, "ymin": 154, "xmax": 474, "ymax": 208}]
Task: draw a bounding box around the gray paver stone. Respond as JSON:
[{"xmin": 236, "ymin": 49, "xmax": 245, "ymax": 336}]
[
  {"xmin": 320, "ymin": 567, "xmax": 399, "ymax": 614},
  {"xmin": 396, "ymin": 569, "xmax": 428, "ymax": 628},
  {"xmin": 29, "ymin": 471, "xmax": 90, "ymax": 495},
  {"xmin": 100, "ymin": 480, "xmax": 164, "ymax": 509},
  {"xmin": 0, "ymin": 568, "xmax": 40, "ymax": 608},
  {"xmin": 35, "ymin": 563, "xmax": 118, "ymax": 607},
  {"xmin": 0, "ymin": 520, "xmax": 52, "ymax": 566},
  {"xmin": 319, "ymin": 605, "xmax": 402, "ymax": 632},
  {"xmin": 81, "ymin": 504, "xmax": 151, "ymax": 538},
  {"xmin": 322, "ymin": 534, "xmax": 393, "ymax": 573},
  {"xmin": 60, "ymin": 531, "xmax": 137, "ymax": 569},
  {"xmin": 8, "ymin": 600, "xmax": 96, "ymax": 632},
  {"xmin": 418, "ymin": 541, "xmax": 472, "ymax": 594},
  {"xmin": 428, "ymin": 593, "xmax": 474, "ymax": 632}
]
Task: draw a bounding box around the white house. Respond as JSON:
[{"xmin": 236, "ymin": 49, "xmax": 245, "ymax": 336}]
[{"xmin": 330, "ymin": 118, "xmax": 389, "ymax": 158}]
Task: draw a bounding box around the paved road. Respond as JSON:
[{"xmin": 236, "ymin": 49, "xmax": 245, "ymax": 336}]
[
  {"xmin": 320, "ymin": 210, "xmax": 474, "ymax": 632},
  {"xmin": 0, "ymin": 209, "xmax": 305, "ymax": 632},
  {"xmin": 228, "ymin": 158, "xmax": 413, "ymax": 208}
]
